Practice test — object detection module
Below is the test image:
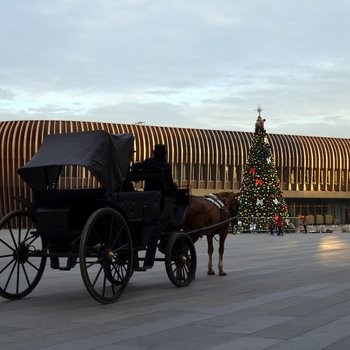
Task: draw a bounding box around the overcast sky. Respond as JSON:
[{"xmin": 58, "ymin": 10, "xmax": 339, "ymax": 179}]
[{"xmin": 0, "ymin": 0, "xmax": 349, "ymax": 138}]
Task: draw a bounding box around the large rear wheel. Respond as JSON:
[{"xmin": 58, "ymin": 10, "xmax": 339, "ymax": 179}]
[
  {"xmin": 0, "ymin": 210, "xmax": 46, "ymax": 300},
  {"xmin": 80, "ymin": 208, "xmax": 133, "ymax": 304},
  {"xmin": 165, "ymin": 233, "xmax": 196, "ymax": 287}
]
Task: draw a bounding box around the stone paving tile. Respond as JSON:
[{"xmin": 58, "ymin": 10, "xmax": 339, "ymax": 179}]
[
  {"xmin": 197, "ymin": 296, "xmax": 316, "ymax": 328},
  {"xmin": 316, "ymin": 300, "xmax": 350, "ymax": 317},
  {"xmin": 205, "ymin": 283, "xmax": 332, "ymax": 316},
  {"xmin": 2, "ymin": 233, "xmax": 350, "ymax": 350},
  {"xmin": 208, "ymin": 336, "xmax": 282, "ymax": 350},
  {"xmin": 2, "ymin": 310, "xmax": 212, "ymax": 349},
  {"xmin": 253, "ymin": 313, "xmax": 343, "ymax": 340},
  {"xmin": 273, "ymin": 290, "xmax": 350, "ymax": 318},
  {"xmin": 323, "ymin": 335, "xmax": 350, "ymax": 350},
  {"xmin": 115, "ymin": 323, "xmax": 241, "ymax": 350},
  {"xmin": 220, "ymin": 315, "xmax": 294, "ymax": 334},
  {"xmin": 301, "ymin": 286, "xmax": 350, "ymax": 298},
  {"xmin": 265, "ymin": 315, "xmax": 350, "ymax": 350}
]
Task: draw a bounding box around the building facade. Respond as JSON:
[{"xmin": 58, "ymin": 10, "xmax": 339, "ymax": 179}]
[{"xmin": 1, "ymin": 120, "xmax": 349, "ymax": 224}]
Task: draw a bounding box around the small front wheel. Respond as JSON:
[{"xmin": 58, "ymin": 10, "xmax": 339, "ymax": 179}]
[
  {"xmin": 165, "ymin": 233, "xmax": 196, "ymax": 287},
  {"xmin": 80, "ymin": 208, "xmax": 133, "ymax": 304}
]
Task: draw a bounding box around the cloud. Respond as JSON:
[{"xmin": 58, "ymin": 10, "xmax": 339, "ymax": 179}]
[
  {"xmin": 0, "ymin": 88, "xmax": 15, "ymax": 100},
  {"xmin": 0, "ymin": 0, "xmax": 350, "ymax": 138}
]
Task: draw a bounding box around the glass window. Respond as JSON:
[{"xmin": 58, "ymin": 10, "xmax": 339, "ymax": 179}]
[
  {"xmin": 290, "ymin": 169, "xmax": 295, "ymax": 185},
  {"xmin": 334, "ymin": 170, "xmax": 338, "ymax": 185},
  {"xmin": 320, "ymin": 170, "xmax": 324, "ymax": 185},
  {"xmin": 306, "ymin": 169, "xmax": 310, "ymax": 184},
  {"xmin": 299, "ymin": 168, "xmax": 303, "ymax": 184},
  {"xmin": 312, "ymin": 169, "xmax": 317, "ymax": 184},
  {"xmin": 327, "ymin": 169, "xmax": 331, "ymax": 185},
  {"xmin": 225, "ymin": 165, "xmax": 232, "ymax": 182},
  {"xmin": 191, "ymin": 164, "xmax": 198, "ymax": 181}
]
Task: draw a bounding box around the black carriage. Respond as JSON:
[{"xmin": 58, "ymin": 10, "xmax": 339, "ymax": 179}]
[{"xmin": 0, "ymin": 130, "xmax": 196, "ymax": 304}]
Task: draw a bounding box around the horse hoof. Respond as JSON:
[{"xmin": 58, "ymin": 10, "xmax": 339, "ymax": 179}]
[
  {"xmin": 207, "ymin": 271, "xmax": 215, "ymax": 275},
  {"xmin": 219, "ymin": 272, "xmax": 227, "ymax": 276}
]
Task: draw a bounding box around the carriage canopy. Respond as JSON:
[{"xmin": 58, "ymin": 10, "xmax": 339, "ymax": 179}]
[{"xmin": 18, "ymin": 130, "xmax": 134, "ymax": 193}]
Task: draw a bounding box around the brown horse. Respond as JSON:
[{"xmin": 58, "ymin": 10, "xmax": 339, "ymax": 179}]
[{"xmin": 183, "ymin": 191, "xmax": 239, "ymax": 276}]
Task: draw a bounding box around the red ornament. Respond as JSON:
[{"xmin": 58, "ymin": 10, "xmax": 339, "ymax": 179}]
[
  {"xmin": 249, "ymin": 167, "xmax": 256, "ymax": 176},
  {"xmin": 256, "ymin": 179, "xmax": 263, "ymax": 186}
]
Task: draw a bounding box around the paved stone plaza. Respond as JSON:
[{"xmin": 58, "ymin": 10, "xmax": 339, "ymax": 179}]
[{"xmin": 2, "ymin": 232, "xmax": 350, "ymax": 350}]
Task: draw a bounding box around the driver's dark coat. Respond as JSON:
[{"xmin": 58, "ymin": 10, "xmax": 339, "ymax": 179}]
[{"xmin": 132, "ymin": 157, "xmax": 177, "ymax": 192}]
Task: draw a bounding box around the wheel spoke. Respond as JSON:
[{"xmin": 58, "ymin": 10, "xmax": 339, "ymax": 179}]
[
  {"xmin": 0, "ymin": 238, "xmax": 15, "ymax": 252},
  {"xmin": 112, "ymin": 242, "xmax": 129, "ymax": 255},
  {"xmin": 85, "ymin": 256, "xmax": 104, "ymax": 269},
  {"xmin": 1, "ymin": 257, "xmax": 16, "ymax": 274},
  {"xmin": 4, "ymin": 260, "xmax": 17, "ymax": 291},
  {"xmin": 8, "ymin": 227, "xmax": 18, "ymax": 249},
  {"xmin": 21, "ymin": 263, "xmax": 31, "ymax": 288},
  {"xmin": 26, "ymin": 259, "xmax": 41, "ymax": 272},
  {"xmin": 17, "ymin": 223, "xmax": 22, "ymax": 246},
  {"xmin": 91, "ymin": 264, "xmax": 104, "ymax": 287},
  {"xmin": 23, "ymin": 219, "xmax": 34, "ymax": 241},
  {"xmin": 102, "ymin": 273, "xmax": 107, "ymax": 297},
  {"xmin": 24, "ymin": 234, "xmax": 39, "ymax": 246},
  {"xmin": 111, "ymin": 261, "xmax": 125, "ymax": 284},
  {"xmin": 111, "ymin": 279, "xmax": 116, "ymax": 295},
  {"xmin": 16, "ymin": 261, "xmax": 20, "ymax": 293},
  {"xmin": 110, "ymin": 226, "xmax": 123, "ymax": 249}
]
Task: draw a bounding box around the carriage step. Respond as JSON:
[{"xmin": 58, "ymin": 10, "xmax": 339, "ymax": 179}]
[
  {"xmin": 50, "ymin": 257, "xmax": 77, "ymax": 270},
  {"xmin": 134, "ymin": 266, "xmax": 152, "ymax": 271}
]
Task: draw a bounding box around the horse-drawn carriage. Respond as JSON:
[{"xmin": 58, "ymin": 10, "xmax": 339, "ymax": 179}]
[{"xmin": 0, "ymin": 130, "xmax": 197, "ymax": 304}]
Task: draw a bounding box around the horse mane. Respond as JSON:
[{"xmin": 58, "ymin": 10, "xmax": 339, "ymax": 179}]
[{"xmin": 215, "ymin": 191, "xmax": 239, "ymax": 217}]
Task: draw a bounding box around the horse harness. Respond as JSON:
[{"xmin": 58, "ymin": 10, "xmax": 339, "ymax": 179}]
[{"xmin": 204, "ymin": 193, "xmax": 230, "ymax": 221}]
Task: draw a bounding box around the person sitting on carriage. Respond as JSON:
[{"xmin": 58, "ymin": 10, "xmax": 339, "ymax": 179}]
[
  {"xmin": 131, "ymin": 144, "xmax": 177, "ymax": 194},
  {"xmin": 132, "ymin": 144, "xmax": 177, "ymax": 268}
]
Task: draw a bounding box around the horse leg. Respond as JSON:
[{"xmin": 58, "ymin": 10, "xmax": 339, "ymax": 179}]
[
  {"xmin": 218, "ymin": 232, "xmax": 227, "ymax": 276},
  {"xmin": 206, "ymin": 235, "xmax": 215, "ymax": 275}
]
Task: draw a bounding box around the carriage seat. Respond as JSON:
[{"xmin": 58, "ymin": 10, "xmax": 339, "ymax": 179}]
[
  {"xmin": 113, "ymin": 191, "xmax": 161, "ymax": 224},
  {"xmin": 34, "ymin": 189, "xmax": 105, "ymax": 232},
  {"xmin": 35, "ymin": 188, "xmax": 104, "ymax": 208}
]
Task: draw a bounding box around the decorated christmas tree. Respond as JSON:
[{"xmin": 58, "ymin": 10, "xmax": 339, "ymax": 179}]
[{"xmin": 239, "ymin": 107, "xmax": 289, "ymax": 232}]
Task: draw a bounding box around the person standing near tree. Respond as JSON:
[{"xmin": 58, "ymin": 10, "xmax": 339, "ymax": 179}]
[
  {"xmin": 274, "ymin": 213, "xmax": 284, "ymax": 236},
  {"xmin": 301, "ymin": 214, "xmax": 308, "ymax": 233}
]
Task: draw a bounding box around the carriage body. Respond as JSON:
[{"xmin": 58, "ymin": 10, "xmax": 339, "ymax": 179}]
[
  {"xmin": 33, "ymin": 188, "xmax": 162, "ymax": 259},
  {"xmin": 0, "ymin": 131, "xmax": 196, "ymax": 304}
]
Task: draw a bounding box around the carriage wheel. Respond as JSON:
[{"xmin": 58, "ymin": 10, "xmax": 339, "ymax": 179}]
[
  {"xmin": 80, "ymin": 207, "xmax": 133, "ymax": 304},
  {"xmin": 165, "ymin": 233, "xmax": 197, "ymax": 287},
  {"xmin": 0, "ymin": 210, "xmax": 46, "ymax": 300}
]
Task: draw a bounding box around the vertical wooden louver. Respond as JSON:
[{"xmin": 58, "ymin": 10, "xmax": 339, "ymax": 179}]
[{"xmin": 0, "ymin": 120, "xmax": 349, "ymax": 219}]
